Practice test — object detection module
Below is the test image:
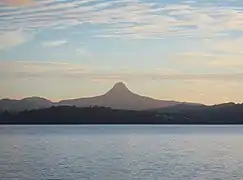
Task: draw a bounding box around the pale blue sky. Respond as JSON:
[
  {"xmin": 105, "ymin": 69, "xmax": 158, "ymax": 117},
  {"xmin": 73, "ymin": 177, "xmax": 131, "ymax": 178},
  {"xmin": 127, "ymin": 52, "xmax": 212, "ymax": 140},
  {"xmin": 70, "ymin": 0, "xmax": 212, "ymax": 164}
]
[{"xmin": 0, "ymin": 0, "xmax": 243, "ymax": 104}]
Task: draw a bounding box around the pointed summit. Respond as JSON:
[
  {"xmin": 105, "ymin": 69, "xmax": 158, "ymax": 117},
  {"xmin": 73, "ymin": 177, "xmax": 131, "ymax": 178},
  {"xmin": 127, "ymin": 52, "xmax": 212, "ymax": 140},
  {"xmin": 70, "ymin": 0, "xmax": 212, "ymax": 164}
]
[
  {"xmin": 112, "ymin": 82, "xmax": 128, "ymax": 90},
  {"xmin": 105, "ymin": 82, "xmax": 132, "ymax": 96},
  {"xmin": 57, "ymin": 82, "xmax": 185, "ymax": 110}
]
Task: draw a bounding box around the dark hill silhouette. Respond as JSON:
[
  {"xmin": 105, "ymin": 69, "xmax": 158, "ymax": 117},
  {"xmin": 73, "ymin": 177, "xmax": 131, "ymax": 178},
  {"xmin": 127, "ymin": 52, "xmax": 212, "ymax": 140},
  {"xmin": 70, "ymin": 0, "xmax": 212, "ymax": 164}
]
[
  {"xmin": 0, "ymin": 97, "xmax": 52, "ymax": 112},
  {"xmin": 0, "ymin": 82, "xmax": 199, "ymax": 112},
  {"xmin": 153, "ymin": 103, "xmax": 206, "ymax": 113},
  {"xmin": 1, "ymin": 103, "xmax": 243, "ymax": 124},
  {"xmin": 58, "ymin": 82, "xmax": 183, "ymax": 110}
]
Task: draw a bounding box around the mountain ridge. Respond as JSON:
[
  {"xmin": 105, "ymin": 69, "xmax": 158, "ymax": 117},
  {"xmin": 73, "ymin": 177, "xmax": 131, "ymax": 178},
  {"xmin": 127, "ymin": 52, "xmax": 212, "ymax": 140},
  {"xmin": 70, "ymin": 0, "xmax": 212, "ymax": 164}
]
[
  {"xmin": 56, "ymin": 82, "xmax": 186, "ymax": 110},
  {"xmin": 1, "ymin": 82, "xmax": 200, "ymax": 112}
]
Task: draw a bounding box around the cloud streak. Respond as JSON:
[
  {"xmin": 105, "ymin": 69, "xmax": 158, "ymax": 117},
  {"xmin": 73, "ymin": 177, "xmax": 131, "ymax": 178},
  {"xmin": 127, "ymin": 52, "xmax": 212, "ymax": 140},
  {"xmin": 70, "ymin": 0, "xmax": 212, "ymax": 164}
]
[
  {"xmin": 1, "ymin": 61, "xmax": 243, "ymax": 81},
  {"xmin": 174, "ymin": 36, "xmax": 243, "ymax": 70},
  {"xmin": 41, "ymin": 40, "xmax": 67, "ymax": 47},
  {"xmin": 1, "ymin": 0, "xmax": 33, "ymax": 6},
  {"xmin": 0, "ymin": 0, "xmax": 243, "ymax": 39},
  {"xmin": 0, "ymin": 30, "xmax": 30, "ymax": 50}
]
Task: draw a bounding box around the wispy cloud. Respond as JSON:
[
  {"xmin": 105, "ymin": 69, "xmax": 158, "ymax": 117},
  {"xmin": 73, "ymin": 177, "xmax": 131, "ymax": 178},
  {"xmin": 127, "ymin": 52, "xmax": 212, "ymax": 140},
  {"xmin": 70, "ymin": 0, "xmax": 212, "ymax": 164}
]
[
  {"xmin": 210, "ymin": 37, "xmax": 243, "ymax": 55},
  {"xmin": 75, "ymin": 47, "xmax": 92, "ymax": 58},
  {"xmin": 1, "ymin": 61, "xmax": 243, "ymax": 81},
  {"xmin": 0, "ymin": 0, "xmax": 243, "ymax": 39},
  {"xmin": 0, "ymin": 30, "xmax": 31, "ymax": 50},
  {"xmin": 174, "ymin": 36, "xmax": 243, "ymax": 70},
  {"xmin": 41, "ymin": 40, "xmax": 67, "ymax": 47},
  {"xmin": 1, "ymin": 0, "xmax": 33, "ymax": 6}
]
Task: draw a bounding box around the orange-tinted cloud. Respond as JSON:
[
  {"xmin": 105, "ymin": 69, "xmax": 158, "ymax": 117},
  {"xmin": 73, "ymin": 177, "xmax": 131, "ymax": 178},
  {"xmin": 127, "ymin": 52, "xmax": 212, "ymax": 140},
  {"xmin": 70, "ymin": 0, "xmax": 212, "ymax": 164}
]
[{"xmin": 2, "ymin": 0, "xmax": 33, "ymax": 6}]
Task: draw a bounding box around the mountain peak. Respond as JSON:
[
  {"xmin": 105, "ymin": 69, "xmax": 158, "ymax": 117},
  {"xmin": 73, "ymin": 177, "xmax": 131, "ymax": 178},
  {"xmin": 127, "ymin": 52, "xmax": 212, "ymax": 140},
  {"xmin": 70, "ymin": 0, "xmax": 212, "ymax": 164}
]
[
  {"xmin": 104, "ymin": 82, "xmax": 132, "ymax": 96},
  {"xmin": 113, "ymin": 82, "xmax": 128, "ymax": 89}
]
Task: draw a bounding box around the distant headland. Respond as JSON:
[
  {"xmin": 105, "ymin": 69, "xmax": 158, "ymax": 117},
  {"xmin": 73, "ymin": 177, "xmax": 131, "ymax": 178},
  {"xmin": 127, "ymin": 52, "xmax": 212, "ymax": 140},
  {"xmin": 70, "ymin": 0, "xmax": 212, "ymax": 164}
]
[
  {"xmin": 0, "ymin": 82, "xmax": 201, "ymax": 112},
  {"xmin": 0, "ymin": 82, "xmax": 243, "ymax": 124}
]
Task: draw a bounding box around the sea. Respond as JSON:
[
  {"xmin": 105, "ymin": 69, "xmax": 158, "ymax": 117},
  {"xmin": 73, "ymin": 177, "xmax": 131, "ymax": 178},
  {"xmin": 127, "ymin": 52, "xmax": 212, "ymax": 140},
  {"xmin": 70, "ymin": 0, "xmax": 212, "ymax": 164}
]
[{"xmin": 0, "ymin": 125, "xmax": 243, "ymax": 180}]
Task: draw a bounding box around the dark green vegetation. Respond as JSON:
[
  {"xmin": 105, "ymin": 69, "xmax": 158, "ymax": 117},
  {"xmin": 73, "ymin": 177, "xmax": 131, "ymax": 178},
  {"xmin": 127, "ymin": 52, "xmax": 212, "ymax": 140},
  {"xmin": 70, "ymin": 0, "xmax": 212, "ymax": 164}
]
[{"xmin": 1, "ymin": 103, "xmax": 243, "ymax": 124}]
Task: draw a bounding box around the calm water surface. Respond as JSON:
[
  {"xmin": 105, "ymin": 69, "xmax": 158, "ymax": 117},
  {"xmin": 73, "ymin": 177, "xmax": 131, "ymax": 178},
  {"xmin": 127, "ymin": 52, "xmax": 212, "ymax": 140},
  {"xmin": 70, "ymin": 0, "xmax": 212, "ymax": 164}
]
[{"xmin": 0, "ymin": 125, "xmax": 243, "ymax": 180}]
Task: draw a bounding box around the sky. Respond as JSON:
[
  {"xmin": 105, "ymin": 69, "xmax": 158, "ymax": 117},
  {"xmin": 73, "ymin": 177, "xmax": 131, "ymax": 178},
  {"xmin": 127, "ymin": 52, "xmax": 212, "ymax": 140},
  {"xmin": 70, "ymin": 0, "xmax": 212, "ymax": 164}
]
[{"xmin": 0, "ymin": 0, "xmax": 243, "ymax": 104}]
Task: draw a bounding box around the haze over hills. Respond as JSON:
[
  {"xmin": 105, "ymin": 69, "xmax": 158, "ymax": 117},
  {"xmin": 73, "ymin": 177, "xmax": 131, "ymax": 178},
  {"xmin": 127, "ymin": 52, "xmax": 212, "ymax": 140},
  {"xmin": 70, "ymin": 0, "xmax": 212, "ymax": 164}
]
[{"xmin": 0, "ymin": 82, "xmax": 194, "ymax": 112}]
